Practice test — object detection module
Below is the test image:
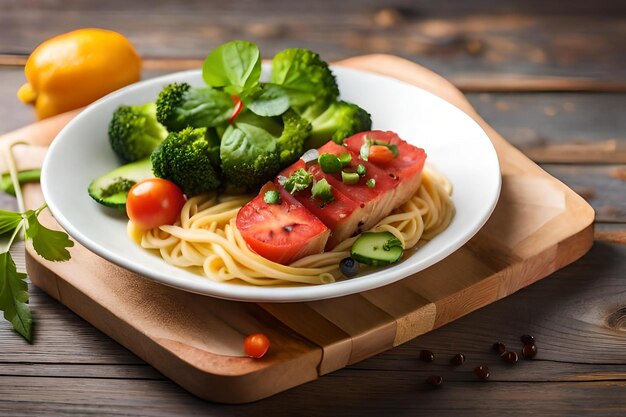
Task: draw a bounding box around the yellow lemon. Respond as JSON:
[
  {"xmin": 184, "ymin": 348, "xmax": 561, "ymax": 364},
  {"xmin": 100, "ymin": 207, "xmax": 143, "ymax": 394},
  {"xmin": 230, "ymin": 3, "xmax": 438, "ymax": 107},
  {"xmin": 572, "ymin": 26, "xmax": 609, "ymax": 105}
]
[{"xmin": 17, "ymin": 28, "xmax": 142, "ymax": 119}]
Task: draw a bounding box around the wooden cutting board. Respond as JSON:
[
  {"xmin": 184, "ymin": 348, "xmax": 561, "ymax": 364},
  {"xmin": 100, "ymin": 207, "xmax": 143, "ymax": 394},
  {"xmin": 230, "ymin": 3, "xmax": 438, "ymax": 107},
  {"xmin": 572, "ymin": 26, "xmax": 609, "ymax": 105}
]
[{"xmin": 3, "ymin": 55, "xmax": 594, "ymax": 403}]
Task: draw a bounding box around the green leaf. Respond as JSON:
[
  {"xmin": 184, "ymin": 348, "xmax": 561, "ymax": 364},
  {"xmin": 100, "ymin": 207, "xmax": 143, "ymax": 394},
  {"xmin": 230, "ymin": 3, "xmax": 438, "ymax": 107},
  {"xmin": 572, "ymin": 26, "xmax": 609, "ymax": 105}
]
[
  {"xmin": 243, "ymin": 84, "xmax": 290, "ymax": 117},
  {"xmin": 0, "ymin": 251, "xmax": 32, "ymax": 342},
  {"xmin": 202, "ymin": 40, "xmax": 262, "ymax": 91},
  {"xmin": 0, "ymin": 210, "xmax": 22, "ymax": 235},
  {"xmin": 24, "ymin": 211, "xmax": 73, "ymax": 262}
]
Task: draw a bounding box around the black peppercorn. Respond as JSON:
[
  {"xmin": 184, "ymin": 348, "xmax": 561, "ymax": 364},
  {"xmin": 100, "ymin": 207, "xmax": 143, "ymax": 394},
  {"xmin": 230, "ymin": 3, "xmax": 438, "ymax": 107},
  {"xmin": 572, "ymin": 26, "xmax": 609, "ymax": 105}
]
[
  {"xmin": 474, "ymin": 365, "xmax": 490, "ymax": 380},
  {"xmin": 420, "ymin": 349, "xmax": 435, "ymax": 362},
  {"xmin": 522, "ymin": 343, "xmax": 538, "ymax": 359},
  {"xmin": 426, "ymin": 375, "xmax": 443, "ymax": 387},
  {"xmin": 450, "ymin": 353, "xmax": 466, "ymax": 366},
  {"xmin": 502, "ymin": 351, "xmax": 519, "ymax": 364}
]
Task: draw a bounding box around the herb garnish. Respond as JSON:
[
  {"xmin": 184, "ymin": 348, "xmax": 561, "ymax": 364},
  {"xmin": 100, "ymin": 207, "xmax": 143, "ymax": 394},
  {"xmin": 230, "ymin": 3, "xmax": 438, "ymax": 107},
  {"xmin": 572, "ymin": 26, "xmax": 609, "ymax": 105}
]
[{"xmin": 0, "ymin": 204, "xmax": 73, "ymax": 342}]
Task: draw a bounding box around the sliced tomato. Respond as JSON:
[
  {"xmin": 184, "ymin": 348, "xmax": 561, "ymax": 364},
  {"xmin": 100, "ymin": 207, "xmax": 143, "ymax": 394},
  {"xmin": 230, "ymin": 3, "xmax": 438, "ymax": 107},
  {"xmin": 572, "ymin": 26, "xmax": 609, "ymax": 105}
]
[
  {"xmin": 277, "ymin": 160, "xmax": 362, "ymax": 249},
  {"xmin": 236, "ymin": 183, "xmax": 329, "ymax": 264},
  {"xmin": 126, "ymin": 178, "xmax": 186, "ymax": 230}
]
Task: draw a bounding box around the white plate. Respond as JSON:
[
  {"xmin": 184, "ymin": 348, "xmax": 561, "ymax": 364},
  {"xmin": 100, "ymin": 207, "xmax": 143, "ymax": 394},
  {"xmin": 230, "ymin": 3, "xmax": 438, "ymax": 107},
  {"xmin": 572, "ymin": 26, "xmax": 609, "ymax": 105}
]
[{"xmin": 42, "ymin": 65, "xmax": 501, "ymax": 302}]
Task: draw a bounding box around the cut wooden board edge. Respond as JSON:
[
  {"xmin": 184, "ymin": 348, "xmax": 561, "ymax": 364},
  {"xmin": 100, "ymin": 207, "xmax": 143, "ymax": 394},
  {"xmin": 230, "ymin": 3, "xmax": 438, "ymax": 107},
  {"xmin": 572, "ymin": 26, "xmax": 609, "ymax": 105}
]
[{"xmin": 12, "ymin": 54, "xmax": 596, "ymax": 403}]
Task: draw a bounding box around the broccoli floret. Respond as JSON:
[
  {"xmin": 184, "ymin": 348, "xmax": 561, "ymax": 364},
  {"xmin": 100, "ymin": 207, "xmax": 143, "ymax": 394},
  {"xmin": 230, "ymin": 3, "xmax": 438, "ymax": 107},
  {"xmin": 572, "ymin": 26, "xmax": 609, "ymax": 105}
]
[
  {"xmin": 108, "ymin": 103, "xmax": 168, "ymax": 163},
  {"xmin": 155, "ymin": 82, "xmax": 235, "ymax": 132},
  {"xmin": 270, "ymin": 48, "xmax": 339, "ymax": 110},
  {"xmin": 150, "ymin": 127, "xmax": 221, "ymax": 196},
  {"xmin": 220, "ymin": 111, "xmax": 311, "ymax": 191},
  {"xmin": 276, "ymin": 109, "xmax": 312, "ymax": 165},
  {"xmin": 303, "ymin": 100, "xmax": 372, "ymax": 148}
]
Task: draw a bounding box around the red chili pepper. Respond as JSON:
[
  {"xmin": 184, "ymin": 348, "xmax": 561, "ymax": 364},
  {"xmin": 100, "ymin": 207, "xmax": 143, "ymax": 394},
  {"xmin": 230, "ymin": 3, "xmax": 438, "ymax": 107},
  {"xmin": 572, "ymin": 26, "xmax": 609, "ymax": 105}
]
[{"xmin": 229, "ymin": 96, "xmax": 243, "ymax": 124}]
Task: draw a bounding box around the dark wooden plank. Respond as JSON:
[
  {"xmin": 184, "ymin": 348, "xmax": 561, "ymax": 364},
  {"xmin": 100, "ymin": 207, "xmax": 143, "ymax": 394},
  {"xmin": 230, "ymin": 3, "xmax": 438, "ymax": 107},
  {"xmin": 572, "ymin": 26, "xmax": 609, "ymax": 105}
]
[
  {"xmin": 5, "ymin": 0, "xmax": 626, "ymax": 17},
  {"xmin": 1, "ymin": 1, "xmax": 625, "ymax": 85},
  {"xmin": 0, "ymin": 67, "xmax": 35, "ymax": 134},
  {"xmin": 595, "ymin": 223, "xmax": 626, "ymax": 244},
  {"xmin": 0, "ymin": 363, "xmax": 163, "ymax": 380},
  {"xmin": 1, "ymin": 376, "xmax": 625, "ymax": 416},
  {"xmin": 542, "ymin": 164, "xmax": 626, "ymax": 223},
  {"xmin": 467, "ymin": 93, "xmax": 626, "ymax": 163}
]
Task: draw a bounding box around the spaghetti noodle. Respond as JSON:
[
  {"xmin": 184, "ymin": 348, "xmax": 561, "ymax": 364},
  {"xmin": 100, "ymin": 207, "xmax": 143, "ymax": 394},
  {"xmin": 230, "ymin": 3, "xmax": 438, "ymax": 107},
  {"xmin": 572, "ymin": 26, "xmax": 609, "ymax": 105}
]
[{"xmin": 133, "ymin": 166, "xmax": 454, "ymax": 286}]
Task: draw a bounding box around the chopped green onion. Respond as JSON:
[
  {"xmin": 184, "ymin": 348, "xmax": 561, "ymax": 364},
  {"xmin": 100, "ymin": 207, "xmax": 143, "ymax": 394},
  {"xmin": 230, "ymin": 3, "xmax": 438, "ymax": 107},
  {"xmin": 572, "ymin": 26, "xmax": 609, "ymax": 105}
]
[
  {"xmin": 311, "ymin": 178, "xmax": 334, "ymax": 203},
  {"xmin": 318, "ymin": 153, "xmax": 342, "ymax": 173},
  {"xmin": 342, "ymin": 171, "xmax": 360, "ymax": 185},
  {"xmin": 283, "ymin": 168, "xmax": 313, "ymax": 194},
  {"xmin": 263, "ymin": 190, "xmax": 282, "ymax": 204},
  {"xmin": 386, "ymin": 143, "xmax": 399, "ymax": 157},
  {"xmin": 356, "ymin": 164, "xmax": 366, "ymax": 177},
  {"xmin": 338, "ymin": 152, "xmax": 352, "ymax": 167},
  {"xmin": 366, "ymin": 178, "xmax": 376, "ymax": 188}
]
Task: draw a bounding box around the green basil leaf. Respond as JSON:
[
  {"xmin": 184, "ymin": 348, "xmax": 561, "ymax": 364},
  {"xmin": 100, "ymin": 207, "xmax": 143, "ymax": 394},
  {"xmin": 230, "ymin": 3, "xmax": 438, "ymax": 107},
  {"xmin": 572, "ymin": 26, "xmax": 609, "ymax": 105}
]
[
  {"xmin": 0, "ymin": 251, "xmax": 32, "ymax": 342},
  {"xmin": 202, "ymin": 40, "xmax": 262, "ymax": 91},
  {"xmin": 243, "ymin": 84, "xmax": 290, "ymax": 117}
]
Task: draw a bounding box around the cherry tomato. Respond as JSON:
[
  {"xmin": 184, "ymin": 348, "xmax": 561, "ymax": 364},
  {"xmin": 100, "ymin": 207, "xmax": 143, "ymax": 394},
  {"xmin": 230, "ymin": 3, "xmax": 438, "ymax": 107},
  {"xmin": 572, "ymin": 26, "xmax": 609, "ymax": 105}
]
[
  {"xmin": 368, "ymin": 145, "xmax": 394, "ymax": 164},
  {"xmin": 126, "ymin": 178, "xmax": 186, "ymax": 229},
  {"xmin": 229, "ymin": 96, "xmax": 243, "ymax": 124},
  {"xmin": 243, "ymin": 332, "xmax": 270, "ymax": 358}
]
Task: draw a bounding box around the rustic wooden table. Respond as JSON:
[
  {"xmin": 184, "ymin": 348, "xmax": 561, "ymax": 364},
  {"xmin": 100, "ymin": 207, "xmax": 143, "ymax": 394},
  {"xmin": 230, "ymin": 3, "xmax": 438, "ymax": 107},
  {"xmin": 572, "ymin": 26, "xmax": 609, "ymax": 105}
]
[{"xmin": 1, "ymin": 1, "xmax": 625, "ymax": 415}]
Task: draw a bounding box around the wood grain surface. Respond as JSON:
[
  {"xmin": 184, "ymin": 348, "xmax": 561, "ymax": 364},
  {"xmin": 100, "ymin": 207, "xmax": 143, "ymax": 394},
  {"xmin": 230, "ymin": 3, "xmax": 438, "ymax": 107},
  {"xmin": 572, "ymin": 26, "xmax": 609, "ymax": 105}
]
[{"xmin": 0, "ymin": 0, "xmax": 625, "ymax": 415}]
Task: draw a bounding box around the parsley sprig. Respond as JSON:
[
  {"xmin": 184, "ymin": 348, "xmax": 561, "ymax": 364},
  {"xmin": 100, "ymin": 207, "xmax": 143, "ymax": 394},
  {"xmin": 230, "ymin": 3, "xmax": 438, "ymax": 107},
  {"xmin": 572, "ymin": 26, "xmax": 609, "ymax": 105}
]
[{"xmin": 0, "ymin": 204, "xmax": 73, "ymax": 342}]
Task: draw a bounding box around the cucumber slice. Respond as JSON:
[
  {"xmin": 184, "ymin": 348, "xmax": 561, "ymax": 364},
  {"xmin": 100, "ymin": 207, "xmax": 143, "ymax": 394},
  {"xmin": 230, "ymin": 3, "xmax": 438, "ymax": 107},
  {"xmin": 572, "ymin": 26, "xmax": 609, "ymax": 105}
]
[
  {"xmin": 88, "ymin": 158, "xmax": 153, "ymax": 210},
  {"xmin": 351, "ymin": 231, "xmax": 403, "ymax": 266}
]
